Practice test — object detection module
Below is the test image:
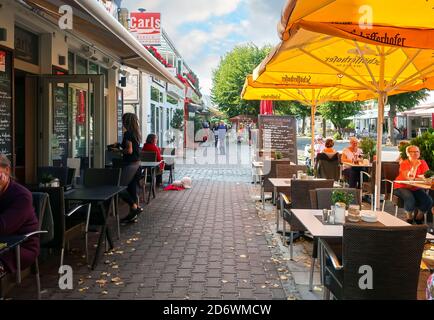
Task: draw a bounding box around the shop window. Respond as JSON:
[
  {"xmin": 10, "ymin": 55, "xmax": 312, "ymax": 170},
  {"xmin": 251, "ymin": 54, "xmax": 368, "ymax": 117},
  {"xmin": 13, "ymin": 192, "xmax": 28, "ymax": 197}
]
[
  {"xmin": 167, "ymin": 95, "xmax": 178, "ymax": 105},
  {"xmin": 76, "ymin": 55, "xmax": 87, "ymax": 74},
  {"xmin": 89, "ymin": 61, "xmax": 99, "ymax": 75},
  {"xmin": 159, "ymin": 92, "xmax": 164, "ymax": 103},
  {"xmin": 151, "ymin": 104, "xmax": 156, "ymax": 133},
  {"xmin": 151, "ymin": 87, "xmax": 159, "ymax": 102}
]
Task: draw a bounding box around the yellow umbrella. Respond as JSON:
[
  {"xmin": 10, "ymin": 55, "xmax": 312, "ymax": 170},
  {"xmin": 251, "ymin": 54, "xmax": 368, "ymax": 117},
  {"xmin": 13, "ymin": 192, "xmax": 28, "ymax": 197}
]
[
  {"xmin": 278, "ymin": 0, "xmax": 434, "ymax": 49},
  {"xmin": 242, "ymin": 75, "xmax": 380, "ymax": 165},
  {"xmin": 253, "ymin": 21, "xmax": 434, "ymax": 209}
]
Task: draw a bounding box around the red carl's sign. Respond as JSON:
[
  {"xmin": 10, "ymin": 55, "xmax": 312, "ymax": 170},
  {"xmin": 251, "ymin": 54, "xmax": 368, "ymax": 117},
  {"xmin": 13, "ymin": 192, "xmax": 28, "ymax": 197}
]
[{"xmin": 130, "ymin": 12, "xmax": 161, "ymax": 46}]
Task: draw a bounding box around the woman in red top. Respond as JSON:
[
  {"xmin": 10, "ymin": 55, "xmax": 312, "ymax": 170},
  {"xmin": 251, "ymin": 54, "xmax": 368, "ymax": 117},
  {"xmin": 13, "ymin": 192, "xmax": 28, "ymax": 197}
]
[
  {"xmin": 142, "ymin": 134, "xmax": 165, "ymax": 185},
  {"xmin": 394, "ymin": 145, "xmax": 433, "ymax": 224}
]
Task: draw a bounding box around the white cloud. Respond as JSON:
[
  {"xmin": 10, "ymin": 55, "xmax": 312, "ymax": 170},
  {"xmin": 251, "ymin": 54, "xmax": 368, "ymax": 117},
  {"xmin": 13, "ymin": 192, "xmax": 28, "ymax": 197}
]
[{"xmin": 124, "ymin": 0, "xmax": 242, "ymax": 34}]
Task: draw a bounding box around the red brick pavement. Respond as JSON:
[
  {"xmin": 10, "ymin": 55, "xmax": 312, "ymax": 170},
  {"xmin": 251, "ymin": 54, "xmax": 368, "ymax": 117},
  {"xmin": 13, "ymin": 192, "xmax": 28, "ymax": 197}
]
[{"xmin": 7, "ymin": 176, "xmax": 288, "ymax": 300}]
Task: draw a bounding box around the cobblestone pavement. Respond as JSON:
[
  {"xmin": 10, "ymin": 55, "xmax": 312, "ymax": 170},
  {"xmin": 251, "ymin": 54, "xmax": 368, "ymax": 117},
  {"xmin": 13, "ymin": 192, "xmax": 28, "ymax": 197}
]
[{"xmin": 7, "ymin": 157, "xmax": 293, "ymax": 300}]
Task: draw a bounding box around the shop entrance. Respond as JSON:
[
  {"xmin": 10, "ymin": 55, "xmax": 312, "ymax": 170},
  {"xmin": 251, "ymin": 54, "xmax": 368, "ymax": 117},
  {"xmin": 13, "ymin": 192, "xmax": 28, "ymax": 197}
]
[
  {"xmin": 14, "ymin": 70, "xmax": 38, "ymax": 183},
  {"xmin": 39, "ymin": 75, "xmax": 105, "ymax": 173}
]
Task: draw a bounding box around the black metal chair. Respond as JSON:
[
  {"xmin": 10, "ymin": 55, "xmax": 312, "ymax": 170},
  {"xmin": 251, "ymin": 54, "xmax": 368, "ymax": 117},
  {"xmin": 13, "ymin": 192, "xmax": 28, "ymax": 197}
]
[
  {"xmin": 29, "ymin": 187, "xmax": 91, "ymax": 269},
  {"xmin": 280, "ymin": 179, "xmax": 335, "ymax": 258},
  {"xmin": 320, "ymin": 224, "xmax": 426, "ymax": 300},
  {"xmin": 82, "ymin": 168, "xmax": 122, "ymax": 239},
  {"xmin": 315, "ymin": 153, "xmax": 340, "ymax": 181}
]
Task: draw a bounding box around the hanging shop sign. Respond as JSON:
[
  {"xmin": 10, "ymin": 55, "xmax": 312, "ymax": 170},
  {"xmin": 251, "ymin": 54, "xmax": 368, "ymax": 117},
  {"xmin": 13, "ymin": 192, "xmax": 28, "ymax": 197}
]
[{"xmin": 130, "ymin": 12, "xmax": 161, "ymax": 46}]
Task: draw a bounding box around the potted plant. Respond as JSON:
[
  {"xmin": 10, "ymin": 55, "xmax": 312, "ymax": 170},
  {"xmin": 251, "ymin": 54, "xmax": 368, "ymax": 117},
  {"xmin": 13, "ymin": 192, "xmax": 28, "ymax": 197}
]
[
  {"xmin": 359, "ymin": 137, "xmax": 376, "ymax": 162},
  {"xmin": 306, "ymin": 166, "xmax": 315, "ymax": 178},
  {"xmin": 331, "ymin": 190, "xmax": 355, "ymax": 224},
  {"xmin": 424, "ymin": 169, "xmax": 434, "ymax": 186},
  {"xmin": 40, "ymin": 174, "xmax": 55, "ymax": 187},
  {"xmin": 275, "ymin": 151, "xmax": 283, "ymax": 160}
]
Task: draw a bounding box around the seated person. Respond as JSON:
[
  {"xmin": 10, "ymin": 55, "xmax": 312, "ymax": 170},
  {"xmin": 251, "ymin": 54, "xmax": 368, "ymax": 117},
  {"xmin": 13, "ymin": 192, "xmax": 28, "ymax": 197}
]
[
  {"xmin": 341, "ymin": 137, "xmax": 364, "ymax": 188},
  {"xmin": 142, "ymin": 134, "xmax": 165, "ymax": 186},
  {"xmin": 394, "ymin": 145, "xmax": 433, "ymax": 224},
  {"xmin": 323, "ymin": 138, "xmax": 337, "ymax": 154},
  {"xmin": 0, "ymin": 154, "xmax": 39, "ymax": 278}
]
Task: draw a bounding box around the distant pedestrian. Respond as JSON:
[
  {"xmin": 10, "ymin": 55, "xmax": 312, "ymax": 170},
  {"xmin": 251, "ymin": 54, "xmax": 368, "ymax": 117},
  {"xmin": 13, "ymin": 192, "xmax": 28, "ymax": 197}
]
[{"xmin": 217, "ymin": 121, "xmax": 227, "ymax": 155}]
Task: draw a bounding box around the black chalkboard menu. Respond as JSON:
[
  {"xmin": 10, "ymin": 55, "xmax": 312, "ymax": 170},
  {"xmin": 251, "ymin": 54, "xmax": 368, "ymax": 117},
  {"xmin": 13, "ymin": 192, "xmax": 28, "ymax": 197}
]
[
  {"xmin": 52, "ymin": 85, "xmax": 68, "ymax": 165},
  {"xmin": 116, "ymin": 88, "xmax": 124, "ymax": 143},
  {"xmin": 258, "ymin": 115, "xmax": 297, "ymax": 164},
  {"xmin": 0, "ymin": 49, "xmax": 12, "ymax": 160}
]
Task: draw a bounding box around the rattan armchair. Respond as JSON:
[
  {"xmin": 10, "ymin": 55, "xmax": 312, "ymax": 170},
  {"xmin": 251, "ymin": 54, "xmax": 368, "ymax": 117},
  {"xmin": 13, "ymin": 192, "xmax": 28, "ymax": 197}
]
[{"xmin": 320, "ymin": 224, "xmax": 426, "ymax": 300}]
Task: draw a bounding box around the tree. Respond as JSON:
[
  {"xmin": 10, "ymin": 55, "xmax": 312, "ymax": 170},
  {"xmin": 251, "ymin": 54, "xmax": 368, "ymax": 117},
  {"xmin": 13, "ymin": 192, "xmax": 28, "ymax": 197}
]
[
  {"xmin": 318, "ymin": 101, "xmax": 363, "ymax": 135},
  {"xmin": 211, "ymin": 44, "xmax": 271, "ymax": 118},
  {"xmin": 387, "ymin": 90, "xmax": 428, "ymax": 145},
  {"xmin": 171, "ymin": 108, "xmax": 184, "ymax": 130}
]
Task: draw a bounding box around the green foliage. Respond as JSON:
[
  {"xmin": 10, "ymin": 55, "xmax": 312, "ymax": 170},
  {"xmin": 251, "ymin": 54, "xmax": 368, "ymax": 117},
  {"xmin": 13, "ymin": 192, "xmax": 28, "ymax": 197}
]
[
  {"xmin": 359, "ymin": 137, "xmax": 376, "ymax": 160},
  {"xmin": 400, "ymin": 129, "xmax": 434, "ymax": 169},
  {"xmin": 331, "ymin": 190, "xmax": 354, "ymax": 207},
  {"xmin": 318, "ymin": 101, "xmax": 363, "ymax": 134},
  {"xmin": 170, "ymin": 109, "xmax": 184, "ymax": 130},
  {"xmin": 347, "ymin": 122, "xmax": 356, "ymax": 130},
  {"xmin": 211, "ymin": 44, "xmax": 272, "ymax": 118},
  {"xmin": 274, "ymin": 101, "xmax": 310, "ymax": 118},
  {"xmin": 41, "ymin": 174, "xmax": 54, "ymax": 184},
  {"xmin": 333, "ymin": 132, "xmax": 342, "ymax": 141},
  {"xmin": 306, "ymin": 166, "xmax": 315, "ymax": 176},
  {"xmin": 387, "ymin": 90, "xmax": 429, "ymax": 112},
  {"xmin": 424, "ymin": 170, "xmax": 434, "ymax": 178},
  {"xmin": 275, "ymin": 151, "xmax": 282, "ymax": 160}
]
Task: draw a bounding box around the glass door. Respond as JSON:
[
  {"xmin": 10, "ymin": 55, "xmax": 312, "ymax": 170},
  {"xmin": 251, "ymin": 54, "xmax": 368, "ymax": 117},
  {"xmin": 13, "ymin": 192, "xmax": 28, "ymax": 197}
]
[{"xmin": 39, "ymin": 75, "xmax": 104, "ymax": 169}]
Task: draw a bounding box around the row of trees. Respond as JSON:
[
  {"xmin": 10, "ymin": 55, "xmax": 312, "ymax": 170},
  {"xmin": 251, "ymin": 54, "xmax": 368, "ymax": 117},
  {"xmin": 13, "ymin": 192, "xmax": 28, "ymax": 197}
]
[{"xmin": 211, "ymin": 44, "xmax": 428, "ymax": 145}]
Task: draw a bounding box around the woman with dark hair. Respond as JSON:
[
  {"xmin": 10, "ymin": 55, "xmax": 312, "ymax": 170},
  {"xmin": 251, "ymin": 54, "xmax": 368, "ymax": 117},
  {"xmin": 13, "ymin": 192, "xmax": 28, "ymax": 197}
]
[
  {"xmin": 142, "ymin": 134, "xmax": 165, "ymax": 186},
  {"xmin": 118, "ymin": 113, "xmax": 142, "ymax": 223}
]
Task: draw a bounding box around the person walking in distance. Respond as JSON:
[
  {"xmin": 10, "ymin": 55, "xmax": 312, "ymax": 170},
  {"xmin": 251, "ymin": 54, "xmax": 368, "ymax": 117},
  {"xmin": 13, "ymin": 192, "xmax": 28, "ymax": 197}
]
[{"xmin": 217, "ymin": 121, "xmax": 227, "ymax": 155}]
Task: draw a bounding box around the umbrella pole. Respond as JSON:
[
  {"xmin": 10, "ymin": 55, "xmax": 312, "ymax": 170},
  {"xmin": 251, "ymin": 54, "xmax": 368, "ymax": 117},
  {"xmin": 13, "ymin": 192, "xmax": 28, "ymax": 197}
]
[
  {"xmin": 374, "ymin": 92, "xmax": 386, "ymax": 210},
  {"xmin": 311, "ymin": 104, "xmax": 316, "ymax": 168}
]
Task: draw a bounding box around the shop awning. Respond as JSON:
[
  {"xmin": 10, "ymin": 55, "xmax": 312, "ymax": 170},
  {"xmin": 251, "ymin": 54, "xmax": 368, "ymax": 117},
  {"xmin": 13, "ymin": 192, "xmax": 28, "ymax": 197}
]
[{"xmin": 22, "ymin": 0, "xmax": 184, "ymax": 89}]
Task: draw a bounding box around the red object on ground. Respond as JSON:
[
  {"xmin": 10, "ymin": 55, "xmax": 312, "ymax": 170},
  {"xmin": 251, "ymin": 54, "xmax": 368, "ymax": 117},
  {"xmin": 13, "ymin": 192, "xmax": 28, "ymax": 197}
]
[
  {"xmin": 164, "ymin": 185, "xmax": 185, "ymax": 191},
  {"xmin": 260, "ymin": 100, "xmax": 274, "ymax": 115}
]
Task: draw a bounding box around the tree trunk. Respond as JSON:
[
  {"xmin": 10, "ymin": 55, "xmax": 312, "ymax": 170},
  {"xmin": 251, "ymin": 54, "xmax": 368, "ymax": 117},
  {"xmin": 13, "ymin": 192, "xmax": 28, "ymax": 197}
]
[
  {"xmin": 388, "ymin": 103, "xmax": 397, "ymax": 146},
  {"xmin": 322, "ymin": 117, "xmax": 326, "ymax": 137},
  {"xmin": 301, "ymin": 116, "xmax": 306, "ymax": 135}
]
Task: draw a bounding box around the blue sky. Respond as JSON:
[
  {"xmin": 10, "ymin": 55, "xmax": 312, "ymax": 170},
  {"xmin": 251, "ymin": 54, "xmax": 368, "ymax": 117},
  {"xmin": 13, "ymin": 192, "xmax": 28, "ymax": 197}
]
[{"xmin": 123, "ymin": 0, "xmax": 286, "ymax": 95}]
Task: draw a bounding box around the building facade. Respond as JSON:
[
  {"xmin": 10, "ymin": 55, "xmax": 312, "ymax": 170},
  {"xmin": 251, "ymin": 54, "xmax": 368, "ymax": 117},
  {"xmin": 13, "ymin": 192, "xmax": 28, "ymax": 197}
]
[{"xmin": 0, "ymin": 0, "xmax": 182, "ymax": 183}]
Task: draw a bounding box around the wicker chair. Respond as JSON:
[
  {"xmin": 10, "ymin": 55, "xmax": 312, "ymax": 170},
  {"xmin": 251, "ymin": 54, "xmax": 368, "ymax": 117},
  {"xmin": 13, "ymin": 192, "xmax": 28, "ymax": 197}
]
[
  {"xmin": 320, "ymin": 224, "xmax": 426, "ymax": 300},
  {"xmin": 315, "ymin": 153, "xmax": 340, "ymax": 181},
  {"xmin": 280, "ymin": 179, "xmax": 335, "ymax": 260}
]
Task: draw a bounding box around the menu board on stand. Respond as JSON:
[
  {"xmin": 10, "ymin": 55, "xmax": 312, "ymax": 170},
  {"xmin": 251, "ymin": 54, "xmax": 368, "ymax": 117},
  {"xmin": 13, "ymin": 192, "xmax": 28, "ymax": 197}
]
[
  {"xmin": 52, "ymin": 85, "xmax": 69, "ymax": 166},
  {"xmin": 0, "ymin": 49, "xmax": 13, "ymax": 163},
  {"xmin": 258, "ymin": 115, "xmax": 297, "ymax": 164},
  {"xmin": 116, "ymin": 88, "xmax": 124, "ymax": 143}
]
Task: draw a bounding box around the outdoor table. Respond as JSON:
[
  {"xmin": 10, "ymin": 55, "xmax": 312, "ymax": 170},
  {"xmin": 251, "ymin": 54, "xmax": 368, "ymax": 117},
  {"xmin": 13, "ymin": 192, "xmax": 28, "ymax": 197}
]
[
  {"xmin": 394, "ymin": 180, "xmax": 434, "ymax": 190},
  {"xmin": 64, "ymin": 186, "xmax": 127, "ymax": 269},
  {"xmin": 342, "ymin": 162, "xmax": 372, "ymax": 168},
  {"xmin": 0, "ymin": 235, "xmax": 27, "ymax": 284},
  {"xmin": 140, "ymin": 161, "xmax": 162, "ymax": 204},
  {"xmin": 291, "ymin": 209, "xmax": 434, "ymax": 291},
  {"xmin": 162, "ymin": 154, "xmax": 176, "ymax": 165}
]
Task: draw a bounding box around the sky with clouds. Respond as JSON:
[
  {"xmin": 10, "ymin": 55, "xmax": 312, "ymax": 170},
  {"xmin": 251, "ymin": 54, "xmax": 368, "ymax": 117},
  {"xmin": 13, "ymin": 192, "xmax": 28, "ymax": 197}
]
[{"xmin": 122, "ymin": 0, "xmax": 286, "ymax": 96}]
